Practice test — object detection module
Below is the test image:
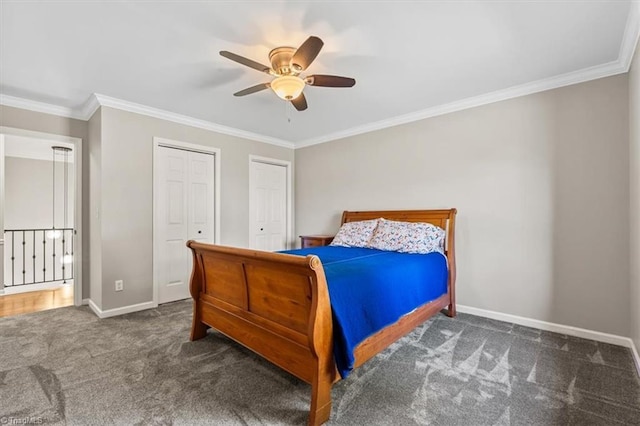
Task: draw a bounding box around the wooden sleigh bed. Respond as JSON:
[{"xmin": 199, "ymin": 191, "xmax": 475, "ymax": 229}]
[{"xmin": 186, "ymin": 209, "xmax": 457, "ymax": 425}]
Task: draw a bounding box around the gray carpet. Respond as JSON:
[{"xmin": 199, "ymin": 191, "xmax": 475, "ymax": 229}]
[{"xmin": 1, "ymin": 301, "xmax": 639, "ymax": 425}]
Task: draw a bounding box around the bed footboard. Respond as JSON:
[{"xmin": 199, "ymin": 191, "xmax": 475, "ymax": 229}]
[{"xmin": 186, "ymin": 241, "xmax": 336, "ymax": 425}]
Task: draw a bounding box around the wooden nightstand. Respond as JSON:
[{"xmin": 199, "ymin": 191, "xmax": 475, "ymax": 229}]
[{"xmin": 300, "ymin": 235, "xmax": 334, "ymax": 248}]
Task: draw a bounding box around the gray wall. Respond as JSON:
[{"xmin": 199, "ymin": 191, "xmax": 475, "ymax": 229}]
[
  {"xmin": 0, "ymin": 105, "xmax": 90, "ymax": 298},
  {"xmin": 630, "ymin": 42, "xmax": 640, "ymax": 351},
  {"xmin": 5, "ymin": 156, "xmax": 74, "ymax": 230},
  {"xmin": 94, "ymin": 107, "xmax": 294, "ymax": 311},
  {"xmin": 295, "ymin": 75, "xmax": 630, "ymax": 336}
]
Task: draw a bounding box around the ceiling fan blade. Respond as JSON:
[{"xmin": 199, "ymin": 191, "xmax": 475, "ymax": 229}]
[
  {"xmin": 290, "ymin": 36, "xmax": 324, "ymax": 71},
  {"xmin": 233, "ymin": 83, "xmax": 271, "ymax": 97},
  {"xmin": 306, "ymin": 75, "xmax": 356, "ymax": 88},
  {"xmin": 220, "ymin": 51, "xmax": 271, "ymax": 74},
  {"xmin": 291, "ymin": 93, "xmax": 308, "ymax": 111}
]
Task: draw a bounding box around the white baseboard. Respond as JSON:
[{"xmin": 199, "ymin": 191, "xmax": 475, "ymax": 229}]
[
  {"xmin": 457, "ymin": 304, "xmax": 630, "ymax": 346},
  {"xmin": 630, "ymin": 339, "xmax": 640, "ymax": 377},
  {"xmin": 457, "ymin": 304, "xmax": 640, "ymax": 377},
  {"xmin": 81, "ymin": 298, "xmax": 90, "ymax": 306},
  {"xmin": 87, "ymin": 299, "xmax": 157, "ymax": 319}
]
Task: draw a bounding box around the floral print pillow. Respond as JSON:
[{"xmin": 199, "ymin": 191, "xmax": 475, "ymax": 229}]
[
  {"xmin": 368, "ymin": 219, "xmax": 445, "ymax": 254},
  {"xmin": 330, "ymin": 219, "xmax": 380, "ymax": 248}
]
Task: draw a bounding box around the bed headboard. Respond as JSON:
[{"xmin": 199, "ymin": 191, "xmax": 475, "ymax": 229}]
[
  {"xmin": 341, "ymin": 208, "xmax": 457, "ymax": 258},
  {"xmin": 341, "ymin": 209, "xmax": 455, "ymax": 229}
]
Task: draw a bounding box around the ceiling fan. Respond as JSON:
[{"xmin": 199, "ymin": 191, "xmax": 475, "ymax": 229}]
[{"xmin": 220, "ymin": 36, "xmax": 356, "ymax": 111}]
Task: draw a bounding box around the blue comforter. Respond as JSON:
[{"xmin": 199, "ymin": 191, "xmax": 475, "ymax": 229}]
[{"xmin": 280, "ymin": 246, "xmax": 448, "ymax": 378}]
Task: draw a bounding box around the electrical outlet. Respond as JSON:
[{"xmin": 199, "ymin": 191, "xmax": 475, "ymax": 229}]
[{"xmin": 115, "ymin": 280, "xmax": 124, "ymax": 292}]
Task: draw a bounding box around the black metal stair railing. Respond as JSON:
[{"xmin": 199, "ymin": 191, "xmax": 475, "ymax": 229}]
[{"xmin": 3, "ymin": 228, "xmax": 74, "ymax": 287}]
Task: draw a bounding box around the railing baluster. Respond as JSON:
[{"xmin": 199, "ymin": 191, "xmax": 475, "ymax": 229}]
[
  {"xmin": 21, "ymin": 230, "xmax": 26, "ymax": 285},
  {"xmin": 11, "ymin": 231, "xmax": 15, "ymax": 286},
  {"xmin": 11, "ymin": 231, "xmax": 16, "ymax": 285},
  {"xmin": 43, "ymin": 230, "xmax": 46, "ymax": 283},
  {"xmin": 71, "ymin": 229, "xmax": 74, "ymax": 279},
  {"xmin": 32, "ymin": 231, "xmax": 36, "ymax": 284},
  {"xmin": 61, "ymin": 229, "xmax": 66, "ymax": 284},
  {"xmin": 3, "ymin": 228, "xmax": 74, "ymax": 287},
  {"xmin": 52, "ymin": 229, "xmax": 56, "ymax": 282}
]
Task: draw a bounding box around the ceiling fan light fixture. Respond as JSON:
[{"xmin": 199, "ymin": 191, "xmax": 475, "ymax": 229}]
[
  {"xmin": 221, "ymin": 36, "xmax": 355, "ymax": 111},
  {"xmin": 271, "ymin": 76, "xmax": 305, "ymax": 100}
]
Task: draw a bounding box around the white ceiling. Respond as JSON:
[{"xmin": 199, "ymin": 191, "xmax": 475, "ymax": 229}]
[{"xmin": 1, "ymin": 1, "xmax": 638, "ymax": 147}]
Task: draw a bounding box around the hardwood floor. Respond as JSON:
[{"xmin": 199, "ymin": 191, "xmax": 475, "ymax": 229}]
[{"xmin": 0, "ymin": 285, "xmax": 74, "ymax": 318}]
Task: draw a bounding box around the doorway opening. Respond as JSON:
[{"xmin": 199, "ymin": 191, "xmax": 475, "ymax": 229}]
[{"xmin": 0, "ymin": 127, "xmax": 83, "ymax": 318}]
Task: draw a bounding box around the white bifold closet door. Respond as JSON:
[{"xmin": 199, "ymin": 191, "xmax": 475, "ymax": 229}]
[
  {"xmin": 249, "ymin": 161, "xmax": 287, "ymax": 251},
  {"xmin": 156, "ymin": 146, "xmax": 214, "ymax": 304}
]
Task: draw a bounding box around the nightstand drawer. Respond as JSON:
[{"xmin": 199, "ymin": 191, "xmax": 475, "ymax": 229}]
[{"xmin": 300, "ymin": 235, "xmax": 334, "ymax": 248}]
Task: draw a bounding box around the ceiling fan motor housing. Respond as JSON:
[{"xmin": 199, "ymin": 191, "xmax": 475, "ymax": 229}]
[{"xmin": 269, "ymin": 47, "xmax": 298, "ymax": 75}]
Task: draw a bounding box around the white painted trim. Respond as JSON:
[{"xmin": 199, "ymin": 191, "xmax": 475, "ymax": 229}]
[
  {"xmin": 248, "ymin": 155, "xmax": 294, "ymax": 250},
  {"xmin": 1, "ymin": 93, "xmax": 293, "ymax": 148},
  {"xmin": 457, "ymin": 304, "xmax": 631, "ymax": 348},
  {"xmin": 2, "ymin": 2, "xmax": 638, "ymax": 151},
  {"xmin": 0, "ymin": 127, "xmax": 79, "ymax": 145},
  {"xmin": 458, "ymin": 305, "xmax": 640, "ymax": 376},
  {"xmin": 620, "ymin": 0, "xmax": 640, "ymax": 72},
  {"xmin": 0, "ymin": 127, "xmax": 83, "ymax": 307},
  {"xmin": 0, "ymin": 134, "xmax": 4, "ymax": 295},
  {"xmin": 80, "ymin": 93, "xmax": 101, "ymax": 121},
  {"xmin": 82, "ymin": 298, "xmax": 90, "ymax": 306},
  {"xmin": 296, "ymin": 60, "xmax": 627, "ymax": 148},
  {"xmin": 630, "ymin": 339, "xmax": 640, "ymax": 377},
  {"xmin": 87, "ymin": 299, "xmax": 156, "ymax": 319},
  {"xmin": 0, "ymin": 94, "xmax": 85, "ymax": 120},
  {"xmin": 4, "ymin": 139, "xmax": 76, "ymax": 163},
  {"xmin": 94, "ymin": 94, "xmax": 294, "ymax": 149},
  {"xmin": 152, "ymin": 137, "xmax": 221, "ymax": 307},
  {"xmin": 0, "ymin": 59, "xmax": 632, "ymax": 151}
]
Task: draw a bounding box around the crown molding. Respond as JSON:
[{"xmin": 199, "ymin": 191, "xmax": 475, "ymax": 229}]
[
  {"xmin": 2, "ymin": 3, "xmax": 638, "ymax": 151},
  {"xmin": 297, "ymin": 2, "xmax": 640, "ymax": 149},
  {"xmin": 0, "ymin": 94, "xmax": 85, "ymax": 120},
  {"xmin": 80, "ymin": 93, "xmax": 101, "ymax": 120},
  {"xmin": 620, "ymin": 1, "xmax": 640, "ymax": 72},
  {"xmin": 92, "ymin": 94, "xmax": 294, "ymax": 149},
  {"xmin": 0, "ymin": 92, "xmax": 294, "ymax": 149},
  {"xmin": 295, "ymin": 59, "xmax": 627, "ymax": 148}
]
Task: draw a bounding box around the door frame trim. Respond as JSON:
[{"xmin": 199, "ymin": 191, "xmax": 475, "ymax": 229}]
[
  {"xmin": 0, "ymin": 126, "xmax": 83, "ymax": 306},
  {"xmin": 0, "ymin": 134, "xmax": 4, "ymax": 296},
  {"xmin": 152, "ymin": 137, "xmax": 221, "ymax": 306},
  {"xmin": 248, "ymin": 155, "xmax": 293, "ymax": 250}
]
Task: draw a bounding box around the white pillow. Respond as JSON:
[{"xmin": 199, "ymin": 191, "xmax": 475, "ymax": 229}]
[
  {"xmin": 368, "ymin": 219, "xmax": 445, "ymax": 254},
  {"xmin": 330, "ymin": 219, "xmax": 379, "ymax": 248}
]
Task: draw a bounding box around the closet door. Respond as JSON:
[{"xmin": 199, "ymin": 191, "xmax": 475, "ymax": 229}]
[
  {"xmin": 249, "ymin": 160, "xmax": 287, "ymax": 251},
  {"xmin": 156, "ymin": 146, "xmax": 214, "ymax": 304},
  {"xmin": 187, "ymin": 151, "xmax": 215, "ymax": 244}
]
